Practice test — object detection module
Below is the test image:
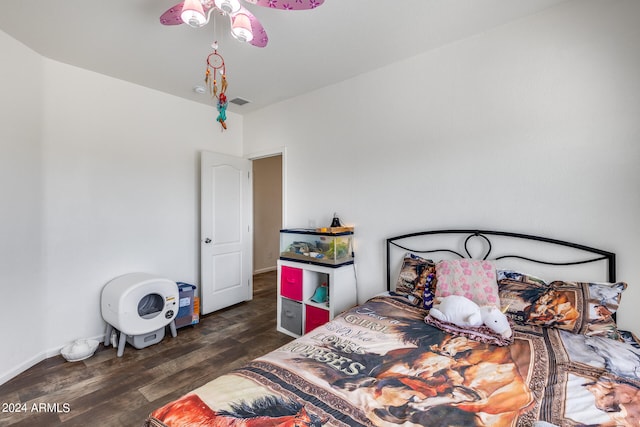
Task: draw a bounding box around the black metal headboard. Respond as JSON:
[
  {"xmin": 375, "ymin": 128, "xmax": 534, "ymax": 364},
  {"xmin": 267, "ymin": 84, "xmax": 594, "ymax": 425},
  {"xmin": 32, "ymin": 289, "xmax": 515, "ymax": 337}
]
[{"xmin": 386, "ymin": 229, "xmax": 616, "ymax": 290}]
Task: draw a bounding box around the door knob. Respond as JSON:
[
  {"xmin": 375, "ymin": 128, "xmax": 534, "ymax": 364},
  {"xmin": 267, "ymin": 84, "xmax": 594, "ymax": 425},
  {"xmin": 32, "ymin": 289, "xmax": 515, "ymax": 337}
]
[{"xmin": 204, "ymin": 238, "xmax": 212, "ymax": 244}]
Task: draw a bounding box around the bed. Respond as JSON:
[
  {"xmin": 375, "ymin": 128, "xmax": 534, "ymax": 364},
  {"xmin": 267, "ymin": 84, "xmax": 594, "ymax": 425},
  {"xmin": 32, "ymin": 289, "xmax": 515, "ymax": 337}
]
[{"xmin": 145, "ymin": 229, "xmax": 640, "ymax": 427}]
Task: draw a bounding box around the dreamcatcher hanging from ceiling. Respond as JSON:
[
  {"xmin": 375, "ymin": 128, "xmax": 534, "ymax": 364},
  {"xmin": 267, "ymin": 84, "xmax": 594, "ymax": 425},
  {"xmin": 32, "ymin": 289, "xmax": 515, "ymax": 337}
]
[
  {"xmin": 160, "ymin": 0, "xmax": 325, "ymax": 130},
  {"xmin": 205, "ymin": 42, "xmax": 228, "ymax": 130}
]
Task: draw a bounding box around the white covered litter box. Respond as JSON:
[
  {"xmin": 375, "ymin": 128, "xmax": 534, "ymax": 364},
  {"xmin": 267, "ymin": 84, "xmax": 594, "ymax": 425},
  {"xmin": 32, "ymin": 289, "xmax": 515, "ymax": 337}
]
[{"xmin": 101, "ymin": 272, "xmax": 179, "ymax": 357}]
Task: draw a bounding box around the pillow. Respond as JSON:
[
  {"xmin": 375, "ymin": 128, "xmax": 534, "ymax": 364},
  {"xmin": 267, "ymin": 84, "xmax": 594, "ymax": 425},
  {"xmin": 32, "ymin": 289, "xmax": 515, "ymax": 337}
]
[
  {"xmin": 435, "ymin": 259, "xmax": 500, "ymax": 307},
  {"xmin": 496, "ymin": 271, "xmax": 549, "ymax": 324},
  {"xmin": 498, "ymin": 275, "xmax": 627, "ymax": 341},
  {"xmin": 394, "ymin": 253, "xmax": 437, "ymax": 309}
]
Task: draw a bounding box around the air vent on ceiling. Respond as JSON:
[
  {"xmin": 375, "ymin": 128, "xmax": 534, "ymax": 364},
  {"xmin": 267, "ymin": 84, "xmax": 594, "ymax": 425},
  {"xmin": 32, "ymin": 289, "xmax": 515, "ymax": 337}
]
[{"xmin": 230, "ymin": 97, "xmax": 251, "ymax": 106}]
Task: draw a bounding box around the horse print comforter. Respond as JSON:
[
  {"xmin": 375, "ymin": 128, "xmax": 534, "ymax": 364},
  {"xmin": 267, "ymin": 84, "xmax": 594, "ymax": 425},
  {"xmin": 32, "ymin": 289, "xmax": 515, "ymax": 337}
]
[{"xmin": 145, "ymin": 295, "xmax": 640, "ymax": 427}]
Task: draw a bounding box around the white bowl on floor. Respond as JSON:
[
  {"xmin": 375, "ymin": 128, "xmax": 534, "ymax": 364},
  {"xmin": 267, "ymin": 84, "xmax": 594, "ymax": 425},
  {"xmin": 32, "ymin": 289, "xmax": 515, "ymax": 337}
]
[{"xmin": 61, "ymin": 339, "xmax": 99, "ymax": 362}]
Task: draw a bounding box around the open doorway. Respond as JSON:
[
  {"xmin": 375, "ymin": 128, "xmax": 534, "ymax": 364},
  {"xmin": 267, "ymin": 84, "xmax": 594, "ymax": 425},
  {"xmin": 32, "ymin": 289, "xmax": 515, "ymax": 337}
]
[{"xmin": 252, "ymin": 154, "xmax": 283, "ymax": 274}]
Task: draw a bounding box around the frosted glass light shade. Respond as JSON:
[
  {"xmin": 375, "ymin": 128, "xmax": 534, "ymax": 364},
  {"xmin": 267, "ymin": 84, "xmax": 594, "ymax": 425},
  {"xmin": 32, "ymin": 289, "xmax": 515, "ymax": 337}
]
[
  {"xmin": 181, "ymin": 0, "xmax": 206, "ymax": 27},
  {"xmin": 231, "ymin": 13, "xmax": 253, "ymax": 42}
]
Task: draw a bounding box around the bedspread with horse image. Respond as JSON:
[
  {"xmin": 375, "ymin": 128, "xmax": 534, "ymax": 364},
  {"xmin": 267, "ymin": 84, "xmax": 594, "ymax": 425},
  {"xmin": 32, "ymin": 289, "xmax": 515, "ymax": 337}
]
[{"xmin": 145, "ymin": 295, "xmax": 640, "ymax": 427}]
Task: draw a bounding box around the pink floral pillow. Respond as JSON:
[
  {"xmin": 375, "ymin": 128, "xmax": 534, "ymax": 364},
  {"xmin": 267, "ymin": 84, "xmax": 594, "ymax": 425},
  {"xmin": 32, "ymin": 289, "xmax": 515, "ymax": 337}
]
[{"xmin": 435, "ymin": 259, "xmax": 500, "ymax": 307}]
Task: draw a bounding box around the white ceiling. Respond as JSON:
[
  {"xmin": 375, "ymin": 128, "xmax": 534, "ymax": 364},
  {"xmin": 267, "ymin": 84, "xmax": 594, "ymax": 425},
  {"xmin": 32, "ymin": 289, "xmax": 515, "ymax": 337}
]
[{"xmin": 0, "ymin": 0, "xmax": 568, "ymax": 114}]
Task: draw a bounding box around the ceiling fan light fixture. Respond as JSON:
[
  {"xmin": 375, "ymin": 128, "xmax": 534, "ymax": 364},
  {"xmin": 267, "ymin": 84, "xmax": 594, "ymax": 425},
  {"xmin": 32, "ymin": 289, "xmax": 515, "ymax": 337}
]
[
  {"xmin": 231, "ymin": 13, "xmax": 253, "ymax": 42},
  {"xmin": 214, "ymin": 0, "xmax": 241, "ymax": 14},
  {"xmin": 181, "ymin": 0, "xmax": 207, "ymax": 27}
]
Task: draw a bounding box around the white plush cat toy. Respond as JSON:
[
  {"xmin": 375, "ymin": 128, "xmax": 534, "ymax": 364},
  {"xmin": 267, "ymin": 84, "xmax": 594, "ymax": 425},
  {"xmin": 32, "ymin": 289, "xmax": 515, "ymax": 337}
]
[{"xmin": 429, "ymin": 295, "xmax": 512, "ymax": 338}]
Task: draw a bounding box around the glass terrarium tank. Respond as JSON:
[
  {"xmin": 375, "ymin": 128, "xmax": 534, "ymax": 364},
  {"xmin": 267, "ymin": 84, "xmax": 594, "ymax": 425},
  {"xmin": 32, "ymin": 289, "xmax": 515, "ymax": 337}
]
[{"xmin": 280, "ymin": 229, "xmax": 354, "ymax": 266}]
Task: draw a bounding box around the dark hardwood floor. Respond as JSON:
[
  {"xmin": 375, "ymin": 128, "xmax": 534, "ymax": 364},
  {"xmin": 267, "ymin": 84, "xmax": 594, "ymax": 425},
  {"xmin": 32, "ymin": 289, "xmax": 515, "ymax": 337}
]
[{"xmin": 0, "ymin": 271, "xmax": 293, "ymax": 426}]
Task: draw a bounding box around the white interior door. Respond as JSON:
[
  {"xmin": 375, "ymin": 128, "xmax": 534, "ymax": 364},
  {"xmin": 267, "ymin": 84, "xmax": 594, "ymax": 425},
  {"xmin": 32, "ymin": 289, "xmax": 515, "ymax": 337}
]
[{"xmin": 200, "ymin": 151, "xmax": 252, "ymax": 314}]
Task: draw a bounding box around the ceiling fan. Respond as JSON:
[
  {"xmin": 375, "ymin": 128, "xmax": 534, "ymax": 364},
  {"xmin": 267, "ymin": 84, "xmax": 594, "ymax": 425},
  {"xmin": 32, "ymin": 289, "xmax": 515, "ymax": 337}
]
[{"xmin": 160, "ymin": 0, "xmax": 325, "ymax": 48}]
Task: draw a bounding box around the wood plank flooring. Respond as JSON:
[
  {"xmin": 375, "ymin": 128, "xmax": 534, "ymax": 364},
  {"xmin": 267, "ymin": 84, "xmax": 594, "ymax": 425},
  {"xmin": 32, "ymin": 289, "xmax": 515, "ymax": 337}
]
[{"xmin": 0, "ymin": 271, "xmax": 293, "ymax": 426}]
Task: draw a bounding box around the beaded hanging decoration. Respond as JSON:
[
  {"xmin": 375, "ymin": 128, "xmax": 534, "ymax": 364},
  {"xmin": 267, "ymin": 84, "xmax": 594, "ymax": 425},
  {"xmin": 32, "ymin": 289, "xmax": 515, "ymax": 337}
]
[{"xmin": 204, "ymin": 44, "xmax": 228, "ymax": 130}]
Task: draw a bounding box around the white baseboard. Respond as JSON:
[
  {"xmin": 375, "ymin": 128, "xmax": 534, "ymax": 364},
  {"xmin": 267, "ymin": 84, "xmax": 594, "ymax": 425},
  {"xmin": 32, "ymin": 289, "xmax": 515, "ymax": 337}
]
[
  {"xmin": 0, "ymin": 333, "xmax": 105, "ymax": 386},
  {"xmin": 254, "ymin": 266, "xmax": 277, "ymax": 274},
  {"xmin": 0, "ymin": 351, "xmax": 47, "ymax": 386}
]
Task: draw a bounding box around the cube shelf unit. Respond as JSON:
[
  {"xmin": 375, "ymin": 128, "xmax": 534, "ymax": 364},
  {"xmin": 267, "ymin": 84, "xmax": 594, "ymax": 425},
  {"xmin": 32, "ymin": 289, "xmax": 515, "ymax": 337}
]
[{"xmin": 277, "ymin": 259, "xmax": 357, "ymax": 338}]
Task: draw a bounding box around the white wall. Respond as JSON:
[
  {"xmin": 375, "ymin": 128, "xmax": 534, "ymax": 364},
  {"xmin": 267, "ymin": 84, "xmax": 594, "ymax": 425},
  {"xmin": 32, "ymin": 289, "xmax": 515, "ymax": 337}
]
[
  {"xmin": 0, "ymin": 31, "xmax": 46, "ymax": 385},
  {"xmin": 1, "ymin": 0, "xmax": 638, "ymax": 386},
  {"xmin": 244, "ymin": 0, "xmax": 640, "ymax": 332},
  {"xmin": 1, "ymin": 33, "xmax": 243, "ymax": 384}
]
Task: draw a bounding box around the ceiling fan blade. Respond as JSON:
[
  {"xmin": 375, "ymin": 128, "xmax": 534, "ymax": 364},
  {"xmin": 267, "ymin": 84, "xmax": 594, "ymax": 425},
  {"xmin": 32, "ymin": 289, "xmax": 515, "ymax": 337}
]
[
  {"xmin": 159, "ymin": 2, "xmax": 185, "ymax": 25},
  {"xmin": 238, "ymin": 6, "xmax": 268, "ymax": 48},
  {"xmin": 246, "ymin": 0, "xmax": 324, "ymax": 10}
]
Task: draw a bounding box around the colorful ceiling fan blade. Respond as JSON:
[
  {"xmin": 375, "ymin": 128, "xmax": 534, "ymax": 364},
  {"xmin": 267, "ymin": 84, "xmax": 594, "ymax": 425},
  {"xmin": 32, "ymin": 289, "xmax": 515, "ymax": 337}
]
[
  {"xmin": 159, "ymin": 2, "xmax": 185, "ymax": 25},
  {"xmin": 238, "ymin": 6, "xmax": 268, "ymax": 47},
  {"xmin": 247, "ymin": 0, "xmax": 324, "ymax": 10},
  {"xmin": 159, "ymin": 0, "xmax": 321, "ymax": 47}
]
